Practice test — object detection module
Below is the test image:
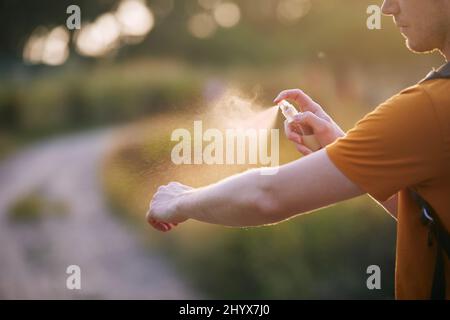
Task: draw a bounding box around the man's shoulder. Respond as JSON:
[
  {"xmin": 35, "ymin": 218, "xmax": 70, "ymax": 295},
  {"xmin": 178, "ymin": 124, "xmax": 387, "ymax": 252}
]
[
  {"xmin": 384, "ymin": 76, "xmax": 449, "ymax": 115},
  {"xmin": 418, "ymin": 77, "xmax": 450, "ymax": 95},
  {"xmin": 377, "ymin": 62, "xmax": 450, "ymax": 112},
  {"xmin": 416, "ymin": 62, "xmax": 450, "ymax": 107},
  {"xmin": 358, "ymin": 83, "xmax": 438, "ymax": 137},
  {"xmin": 378, "ymin": 84, "xmax": 431, "ymax": 116}
]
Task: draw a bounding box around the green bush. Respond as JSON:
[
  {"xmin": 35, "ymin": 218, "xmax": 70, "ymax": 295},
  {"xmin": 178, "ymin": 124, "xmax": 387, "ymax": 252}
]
[
  {"xmin": 161, "ymin": 199, "xmax": 396, "ymax": 299},
  {"xmin": 0, "ymin": 60, "xmax": 204, "ymax": 136},
  {"xmin": 8, "ymin": 190, "xmax": 69, "ymax": 223}
]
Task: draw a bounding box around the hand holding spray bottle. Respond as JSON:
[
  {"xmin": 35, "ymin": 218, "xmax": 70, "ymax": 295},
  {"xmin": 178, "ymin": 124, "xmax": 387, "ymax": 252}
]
[{"xmin": 278, "ymin": 99, "xmax": 321, "ymax": 152}]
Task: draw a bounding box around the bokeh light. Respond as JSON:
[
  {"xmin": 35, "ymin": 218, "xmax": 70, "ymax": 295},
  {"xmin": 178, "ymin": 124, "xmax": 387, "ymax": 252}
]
[
  {"xmin": 276, "ymin": 0, "xmax": 311, "ymax": 25},
  {"xmin": 188, "ymin": 13, "xmax": 217, "ymax": 39},
  {"xmin": 115, "ymin": 0, "xmax": 154, "ymax": 37},
  {"xmin": 76, "ymin": 0, "xmax": 154, "ymax": 57},
  {"xmin": 24, "ymin": 0, "xmax": 155, "ymax": 62},
  {"xmin": 75, "ymin": 13, "xmax": 121, "ymax": 57},
  {"xmin": 213, "ymin": 2, "xmax": 241, "ymax": 28},
  {"xmin": 23, "ymin": 28, "xmax": 47, "ymax": 64},
  {"xmin": 23, "ymin": 26, "xmax": 69, "ymax": 66}
]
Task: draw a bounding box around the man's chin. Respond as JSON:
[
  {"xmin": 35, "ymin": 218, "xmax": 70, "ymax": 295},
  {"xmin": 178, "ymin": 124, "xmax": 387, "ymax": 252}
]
[{"xmin": 405, "ymin": 39, "xmax": 436, "ymax": 54}]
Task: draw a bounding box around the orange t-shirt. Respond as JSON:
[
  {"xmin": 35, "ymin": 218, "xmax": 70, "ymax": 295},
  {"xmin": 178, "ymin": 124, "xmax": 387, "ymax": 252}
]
[{"xmin": 325, "ymin": 63, "xmax": 450, "ymax": 299}]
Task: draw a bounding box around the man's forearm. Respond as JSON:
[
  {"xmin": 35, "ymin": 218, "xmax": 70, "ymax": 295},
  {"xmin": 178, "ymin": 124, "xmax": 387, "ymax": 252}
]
[
  {"xmin": 176, "ymin": 168, "xmax": 276, "ymax": 227},
  {"xmin": 174, "ymin": 150, "xmax": 364, "ymax": 227}
]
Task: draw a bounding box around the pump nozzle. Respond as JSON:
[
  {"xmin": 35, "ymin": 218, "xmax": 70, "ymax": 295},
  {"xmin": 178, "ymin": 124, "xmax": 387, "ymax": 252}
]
[
  {"xmin": 277, "ymin": 99, "xmax": 321, "ymax": 152},
  {"xmin": 278, "ymin": 100, "xmax": 299, "ymax": 123}
]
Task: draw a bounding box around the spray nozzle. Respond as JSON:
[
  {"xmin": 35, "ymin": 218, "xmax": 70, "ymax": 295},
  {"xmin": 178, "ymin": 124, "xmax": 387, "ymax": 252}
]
[
  {"xmin": 277, "ymin": 99, "xmax": 322, "ymax": 152},
  {"xmin": 277, "ymin": 100, "xmax": 299, "ymax": 123}
]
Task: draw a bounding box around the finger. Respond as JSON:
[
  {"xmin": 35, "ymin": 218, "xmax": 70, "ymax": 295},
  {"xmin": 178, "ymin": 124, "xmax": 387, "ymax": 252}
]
[
  {"xmin": 273, "ymin": 89, "xmax": 314, "ymax": 106},
  {"xmin": 147, "ymin": 214, "xmax": 169, "ymax": 231},
  {"xmin": 288, "ymin": 121, "xmax": 306, "ymax": 136},
  {"xmin": 165, "ymin": 222, "xmax": 179, "ymax": 227},
  {"xmin": 274, "ymin": 89, "xmax": 328, "ymax": 119},
  {"xmin": 152, "ymin": 218, "xmax": 171, "ymax": 230},
  {"xmin": 274, "ymin": 89, "xmax": 301, "ymax": 104},
  {"xmin": 295, "ymin": 143, "xmax": 313, "ymax": 156},
  {"xmin": 284, "ymin": 120, "xmax": 302, "ymax": 144},
  {"xmin": 284, "ymin": 120, "xmax": 302, "ymax": 143},
  {"xmin": 161, "ymin": 222, "xmax": 172, "ymax": 229},
  {"xmin": 149, "ymin": 220, "xmax": 169, "ymax": 232},
  {"xmin": 159, "ymin": 221, "xmax": 173, "ymax": 232},
  {"xmin": 294, "ymin": 112, "xmax": 329, "ymax": 134}
]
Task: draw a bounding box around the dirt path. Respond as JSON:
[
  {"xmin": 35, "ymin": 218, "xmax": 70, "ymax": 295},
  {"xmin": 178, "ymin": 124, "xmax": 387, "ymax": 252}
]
[{"xmin": 0, "ymin": 129, "xmax": 198, "ymax": 299}]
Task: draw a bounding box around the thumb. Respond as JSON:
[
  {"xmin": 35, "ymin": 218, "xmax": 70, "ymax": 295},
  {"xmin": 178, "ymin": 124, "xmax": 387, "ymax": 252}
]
[{"xmin": 294, "ymin": 111, "xmax": 329, "ymax": 134}]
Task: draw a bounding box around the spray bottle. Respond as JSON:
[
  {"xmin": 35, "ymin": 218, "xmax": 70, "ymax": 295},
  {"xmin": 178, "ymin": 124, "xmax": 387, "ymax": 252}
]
[{"xmin": 278, "ymin": 100, "xmax": 321, "ymax": 152}]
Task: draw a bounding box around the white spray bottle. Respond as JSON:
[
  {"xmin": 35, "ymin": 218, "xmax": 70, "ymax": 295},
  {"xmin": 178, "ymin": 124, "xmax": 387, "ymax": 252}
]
[{"xmin": 278, "ymin": 99, "xmax": 321, "ymax": 152}]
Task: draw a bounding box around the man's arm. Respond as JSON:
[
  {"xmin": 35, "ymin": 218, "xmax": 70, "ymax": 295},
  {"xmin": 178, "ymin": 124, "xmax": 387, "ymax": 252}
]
[
  {"xmin": 274, "ymin": 89, "xmax": 397, "ymax": 220},
  {"xmin": 148, "ymin": 149, "xmax": 365, "ymax": 229}
]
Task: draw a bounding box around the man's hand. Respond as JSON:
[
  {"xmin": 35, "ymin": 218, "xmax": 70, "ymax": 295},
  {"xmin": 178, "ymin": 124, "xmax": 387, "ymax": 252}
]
[
  {"xmin": 274, "ymin": 89, "xmax": 345, "ymax": 155},
  {"xmin": 146, "ymin": 182, "xmax": 192, "ymax": 232},
  {"xmin": 275, "ymin": 89, "xmax": 398, "ymax": 219}
]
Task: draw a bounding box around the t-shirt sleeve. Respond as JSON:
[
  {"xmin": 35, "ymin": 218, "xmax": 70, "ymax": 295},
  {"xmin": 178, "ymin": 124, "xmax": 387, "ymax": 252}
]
[{"xmin": 325, "ymin": 85, "xmax": 442, "ymax": 202}]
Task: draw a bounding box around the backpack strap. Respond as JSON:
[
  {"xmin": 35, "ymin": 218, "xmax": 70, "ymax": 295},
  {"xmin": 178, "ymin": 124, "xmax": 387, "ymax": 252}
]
[
  {"xmin": 409, "ymin": 189, "xmax": 450, "ymax": 300},
  {"xmin": 421, "ymin": 61, "xmax": 450, "ymax": 82}
]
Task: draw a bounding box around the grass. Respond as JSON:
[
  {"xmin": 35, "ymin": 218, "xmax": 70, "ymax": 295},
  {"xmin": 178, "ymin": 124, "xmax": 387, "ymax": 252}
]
[{"xmin": 8, "ymin": 190, "xmax": 69, "ymax": 223}]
